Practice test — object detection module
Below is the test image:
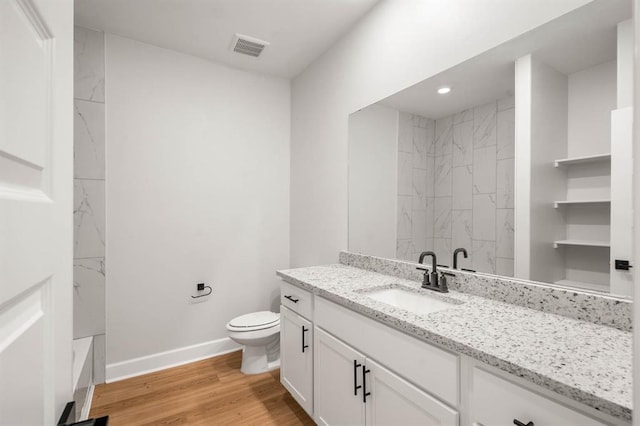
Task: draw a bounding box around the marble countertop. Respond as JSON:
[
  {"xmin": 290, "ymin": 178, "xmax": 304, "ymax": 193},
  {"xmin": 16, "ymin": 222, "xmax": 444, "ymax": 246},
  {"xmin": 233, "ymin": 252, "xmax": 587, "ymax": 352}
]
[{"xmin": 277, "ymin": 264, "xmax": 632, "ymax": 422}]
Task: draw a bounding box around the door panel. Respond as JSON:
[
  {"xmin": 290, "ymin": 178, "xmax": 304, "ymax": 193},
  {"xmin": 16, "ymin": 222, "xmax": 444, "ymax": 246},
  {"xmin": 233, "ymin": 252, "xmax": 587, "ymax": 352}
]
[
  {"xmin": 281, "ymin": 306, "xmax": 313, "ymax": 414},
  {"xmin": 0, "ymin": 288, "xmax": 47, "ymax": 425},
  {"xmin": 610, "ymin": 107, "xmax": 633, "ymax": 296},
  {"xmin": 314, "ymin": 327, "xmax": 365, "ymax": 426},
  {"xmin": 0, "ymin": 0, "xmax": 73, "ymax": 423},
  {"xmin": 366, "ymin": 359, "xmax": 458, "ymax": 426}
]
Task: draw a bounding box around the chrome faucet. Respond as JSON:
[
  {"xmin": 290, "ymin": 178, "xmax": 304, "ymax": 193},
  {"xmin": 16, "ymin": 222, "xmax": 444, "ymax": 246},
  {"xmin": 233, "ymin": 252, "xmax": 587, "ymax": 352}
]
[
  {"xmin": 417, "ymin": 251, "xmax": 448, "ymax": 293},
  {"xmin": 453, "ymin": 248, "xmax": 468, "ymax": 269}
]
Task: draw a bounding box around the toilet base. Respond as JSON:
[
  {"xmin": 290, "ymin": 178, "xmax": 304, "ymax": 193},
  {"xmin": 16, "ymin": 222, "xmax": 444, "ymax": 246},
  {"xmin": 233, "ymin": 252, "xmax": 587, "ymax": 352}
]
[{"xmin": 240, "ymin": 345, "xmax": 280, "ymax": 375}]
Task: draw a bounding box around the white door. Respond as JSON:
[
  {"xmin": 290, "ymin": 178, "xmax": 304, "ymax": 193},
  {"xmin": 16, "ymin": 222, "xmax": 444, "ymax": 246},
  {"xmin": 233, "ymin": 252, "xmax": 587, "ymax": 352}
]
[
  {"xmin": 0, "ymin": 0, "xmax": 74, "ymax": 424},
  {"xmin": 610, "ymin": 107, "xmax": 634, "ymax": 296},
  {"xmin": 365, "ymin": 358, "xmax": 458, "ymax": 426},
  {"xmin": 314, "ymin": 327, "xmax": 365, "ymax": 426},
  {"xmin": 280, "ymin": 306, "xmax": 313, "ymax": 415}
]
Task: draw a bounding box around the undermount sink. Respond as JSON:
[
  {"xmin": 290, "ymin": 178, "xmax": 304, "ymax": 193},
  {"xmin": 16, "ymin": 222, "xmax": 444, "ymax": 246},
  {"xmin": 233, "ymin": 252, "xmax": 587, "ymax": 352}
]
[{"xmin": 365, "ymin": 286, "xmax": 461, "ymax": 315}]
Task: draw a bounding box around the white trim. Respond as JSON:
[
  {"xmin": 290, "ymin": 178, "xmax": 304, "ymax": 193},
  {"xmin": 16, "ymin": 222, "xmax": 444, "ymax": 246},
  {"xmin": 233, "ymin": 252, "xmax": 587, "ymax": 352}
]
[
  {"xmin": 80, "ymin": 385, "xmax": 94, "ymax": 421},
  {"xmin": 106, "ymin": 337, "xmax": 241, "ymax": 383},
  {"xmin": 632, "ymin": 2, "xmax": 639, "ymax": 426}
]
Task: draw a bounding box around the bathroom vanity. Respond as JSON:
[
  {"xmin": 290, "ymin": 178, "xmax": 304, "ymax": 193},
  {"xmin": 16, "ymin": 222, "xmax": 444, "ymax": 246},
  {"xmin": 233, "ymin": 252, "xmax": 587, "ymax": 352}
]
[{"xmin": 278, "ymin": 252, "xmax": 631, "ymax": 426}]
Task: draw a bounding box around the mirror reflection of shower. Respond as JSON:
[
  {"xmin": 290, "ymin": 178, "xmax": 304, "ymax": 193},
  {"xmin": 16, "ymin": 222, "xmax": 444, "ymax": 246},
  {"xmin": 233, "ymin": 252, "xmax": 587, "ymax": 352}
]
[{"xmin": 347, "ymin": 0, "xmax": 634, "ymax": 296}]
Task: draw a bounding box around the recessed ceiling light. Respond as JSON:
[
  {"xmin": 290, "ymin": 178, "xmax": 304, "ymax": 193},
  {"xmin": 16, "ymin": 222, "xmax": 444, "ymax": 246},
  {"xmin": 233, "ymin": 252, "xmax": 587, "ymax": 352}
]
[{"xmin": 437, "ymin": 86, "xmax": 451, "ymax": 95}]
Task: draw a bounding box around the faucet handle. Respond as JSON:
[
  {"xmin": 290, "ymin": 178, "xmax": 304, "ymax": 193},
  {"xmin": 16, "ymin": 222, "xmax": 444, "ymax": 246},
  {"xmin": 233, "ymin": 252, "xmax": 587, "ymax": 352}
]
[
  {"xmin": 416, "ymin": 266, "xmax": 431, "ymax": 287},
  {"xmin": 438, "ymin": 273, "xmax": 448, "ymax": 292},
  {"xmin": 415, "ymin": 266, "xmax": 429, "ymax": 272}
]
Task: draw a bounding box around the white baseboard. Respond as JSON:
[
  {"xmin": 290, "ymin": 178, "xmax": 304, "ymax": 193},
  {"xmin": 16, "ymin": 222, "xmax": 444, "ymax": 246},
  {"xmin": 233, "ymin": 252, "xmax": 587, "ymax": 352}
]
[{"xmin": 106, "ymin": 337, "xmax": 241, "ymax": 383}]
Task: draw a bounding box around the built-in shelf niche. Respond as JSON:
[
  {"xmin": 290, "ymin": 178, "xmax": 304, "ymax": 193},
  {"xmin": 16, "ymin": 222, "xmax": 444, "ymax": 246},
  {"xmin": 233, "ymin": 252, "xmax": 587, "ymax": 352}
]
[
  {"xmin": 554, "ymin": 153, "xmax": 611, "ymax": 167},
  {"xmin": 516, "ymin": 33, "xmax": 620, "ymax": 293},
  {"xmin": 514, "ymin": 14, "xmax": 633, "ymax": 296},
  {"xmin": 553, "ymin": 199, "xmax": 610, "ymax": 208},
  {"xmin": 553, "ymin": 240, "xmax": 610, "ymax": 249}
]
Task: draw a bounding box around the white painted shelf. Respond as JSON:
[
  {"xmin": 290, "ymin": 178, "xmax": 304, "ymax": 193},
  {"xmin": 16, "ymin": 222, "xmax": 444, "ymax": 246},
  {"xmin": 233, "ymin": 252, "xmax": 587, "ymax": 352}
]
[
  {"xmin": 553, "ymin": 279, "xmax": 609, "ymax": 292},
  {"xmin": 554, "ymin": 153, "xmax": 611, "ymax": 168},
  {"xmin": 553, "ymin": 199, "xmax": 611, "ymax": 208},
  {"xmin": 553, "ymin": 239, "xmax": 610, "ymax": 249}
]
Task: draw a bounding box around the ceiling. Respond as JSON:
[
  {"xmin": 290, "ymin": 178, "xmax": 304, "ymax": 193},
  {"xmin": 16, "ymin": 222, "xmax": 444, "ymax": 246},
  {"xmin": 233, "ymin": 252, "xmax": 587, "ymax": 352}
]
[
  {"xmin": 379, "ymin": 0, "xmax": 631, "ymax": 119},
  {"xmin": 74, "ymin": 0, "xmax": 381, "ymax": 79}
]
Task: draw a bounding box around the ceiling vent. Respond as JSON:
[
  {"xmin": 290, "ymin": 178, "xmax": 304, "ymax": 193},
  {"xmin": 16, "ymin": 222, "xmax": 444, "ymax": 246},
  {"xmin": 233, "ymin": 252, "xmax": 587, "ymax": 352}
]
[{"xmin": 232, "ymin": 33, "xmax": 269, "ymax": 58}]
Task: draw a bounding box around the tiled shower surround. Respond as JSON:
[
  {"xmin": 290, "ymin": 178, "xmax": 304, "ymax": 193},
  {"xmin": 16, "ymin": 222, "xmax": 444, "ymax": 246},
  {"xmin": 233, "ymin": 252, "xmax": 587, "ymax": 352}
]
[
  {"xmin": 73, "ymin": 26, "xmax": 106, "ymax": 383},
  {"xmin": 396, "ymin": 97, "xmax": 515, "ymax": 275}
]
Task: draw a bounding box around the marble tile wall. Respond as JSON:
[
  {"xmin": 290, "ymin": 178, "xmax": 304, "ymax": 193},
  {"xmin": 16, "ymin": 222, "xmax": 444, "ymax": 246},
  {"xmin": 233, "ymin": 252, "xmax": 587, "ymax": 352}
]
[
  {"xmin": 74, "ymin": 26, "xmax": 106, "ymax": 383},
  {"xmin": 396, "ymin": 97, "xmax": 514, "ymax": 275},
  {"xmin": 396, "ymin": 112, "xmax": 435, "ymax": 262}
]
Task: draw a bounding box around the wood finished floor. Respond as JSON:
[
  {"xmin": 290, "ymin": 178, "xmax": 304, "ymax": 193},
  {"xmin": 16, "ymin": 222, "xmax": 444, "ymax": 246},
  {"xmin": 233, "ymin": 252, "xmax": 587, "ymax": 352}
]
[{"xmin": 90, "ymin": 351, "xmax": 315, "ymax": 425}]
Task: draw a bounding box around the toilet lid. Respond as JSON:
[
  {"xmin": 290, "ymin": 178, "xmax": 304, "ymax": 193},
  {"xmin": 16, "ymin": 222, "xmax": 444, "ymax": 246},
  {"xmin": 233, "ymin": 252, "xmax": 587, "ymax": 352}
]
[{"xmin": 227, "ymin": 311, "xmax": 280, "ymax": 331}]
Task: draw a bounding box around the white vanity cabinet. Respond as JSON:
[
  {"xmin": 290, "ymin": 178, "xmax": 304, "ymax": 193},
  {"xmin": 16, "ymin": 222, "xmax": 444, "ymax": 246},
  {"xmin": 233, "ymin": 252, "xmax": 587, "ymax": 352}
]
[
  {"xmin": 314, "ymin": 298, "xmax": 459, "ymax": 426},
  {"xmin": 280, "ymin": 283, "xmax": 314, "ymax": 416},
  {"xmin": 278, "ymin": 281, "xmax": 627, "ymax": 425},
  {"xmin": 315, "ymin": 327, "xmax": 457, "ymax": 426},
  {"xmin": 469, "ymin": 366, "xmax": 607, "ymax": 426}
]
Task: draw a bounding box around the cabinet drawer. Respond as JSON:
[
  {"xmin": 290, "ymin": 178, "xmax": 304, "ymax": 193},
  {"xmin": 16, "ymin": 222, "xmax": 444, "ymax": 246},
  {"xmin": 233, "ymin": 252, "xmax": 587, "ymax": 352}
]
[
  {"xmin": 280, "ymin": 282, "xmax": 312, "ymax": 320},
  {"xmin": 470, "ymin": 367, "xmax": 606, "ymax": 426},
  {"xmin": 315, "ymin": 297, "xmax": 459, "ymax": 408}
]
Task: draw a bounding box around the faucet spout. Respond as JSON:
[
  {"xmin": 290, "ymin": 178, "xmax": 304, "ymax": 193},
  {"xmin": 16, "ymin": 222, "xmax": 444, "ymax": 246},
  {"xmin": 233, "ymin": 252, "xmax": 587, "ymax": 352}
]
[
  {"xmin": 418, "ymin": 251, "xmax": 437, "ymax": 272},
  {"xmin": 453, "ymin": 248, "xmax": 468, "ymax": 269}
]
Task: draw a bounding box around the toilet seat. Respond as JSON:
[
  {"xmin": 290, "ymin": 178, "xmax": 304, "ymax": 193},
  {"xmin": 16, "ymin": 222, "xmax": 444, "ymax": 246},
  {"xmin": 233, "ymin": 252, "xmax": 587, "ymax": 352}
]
[{"xmin": 226, "ymin": 311, "xmax": 279, "ymax": 332}]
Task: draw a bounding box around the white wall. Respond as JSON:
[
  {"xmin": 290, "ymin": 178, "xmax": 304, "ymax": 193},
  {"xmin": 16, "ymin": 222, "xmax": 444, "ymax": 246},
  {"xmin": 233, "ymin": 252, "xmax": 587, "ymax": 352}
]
[
  {"xmin": 348, "ymin": 105, "xmax": 398, "ymax": 259},
  {"xmin": 567, "ymin": 60, "xmax": 616, "ymax": 157},
  {"xmin": 290, "ymin": 0, "xmax": 592, "ymax": 267},
  {"xmin": 515, "ymin": 56, "xmax": 568, "ymax": 284},
  {"xmin": 105, "ymin": 35, "xmax": 290, "ymax": 377},
  {"xmin": 529, "ymin": 58, "xmax": 568, "ymax": 286},
  {"xmin": 617, "ymin": 19, "xmax": 633, "ymax": 109}
]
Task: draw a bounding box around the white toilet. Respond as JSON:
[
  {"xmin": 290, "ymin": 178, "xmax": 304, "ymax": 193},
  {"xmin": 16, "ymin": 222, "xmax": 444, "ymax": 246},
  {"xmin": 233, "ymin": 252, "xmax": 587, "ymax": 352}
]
[{"xmin": 226, "ymin": 311, "xmax": 280, "ymax": 374}]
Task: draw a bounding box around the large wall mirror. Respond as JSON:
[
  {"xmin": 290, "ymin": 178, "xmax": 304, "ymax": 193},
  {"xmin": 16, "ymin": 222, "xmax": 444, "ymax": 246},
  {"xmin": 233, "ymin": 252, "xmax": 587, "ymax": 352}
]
[{"xmin": 348, "ymin": 0, "xmax": 634, "ymax": 297}]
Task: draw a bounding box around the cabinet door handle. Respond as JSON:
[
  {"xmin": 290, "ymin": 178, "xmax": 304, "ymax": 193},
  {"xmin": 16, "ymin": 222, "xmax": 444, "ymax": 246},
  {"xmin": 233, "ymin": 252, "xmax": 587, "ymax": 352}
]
[
  {"xmin": 284, "ymin": 295, "xmax": 299, "ymax": 303},
  {"xmin": 353, "ymin": 360, "xmax": 362, "ymax": 395},
  {"xmin": 362, "ymin": 365, "xmax": 371, "ymax": 403},
  {"xmin": 301, "ymin": 326, "xmax": 309, "ymax": 353},
  {"xmin": 513, "ymin": 420, "xmax": 534, "ymax": 426}
]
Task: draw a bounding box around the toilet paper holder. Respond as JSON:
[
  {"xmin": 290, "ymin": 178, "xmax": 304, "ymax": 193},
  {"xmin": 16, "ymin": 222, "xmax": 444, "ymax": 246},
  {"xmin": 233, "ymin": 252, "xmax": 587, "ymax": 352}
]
[{"xmin": 191, "ymin": 283, "xmax": 212, "ymax": 298}]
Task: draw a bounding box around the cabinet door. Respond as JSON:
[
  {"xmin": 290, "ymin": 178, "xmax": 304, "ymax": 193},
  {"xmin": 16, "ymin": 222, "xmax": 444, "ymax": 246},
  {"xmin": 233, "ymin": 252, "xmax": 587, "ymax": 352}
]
[
  {"xmin": 470, "ymin": 367, "xmax": 606, "ymax": 426},
  {"xmin": 315, "ymin": 327, "xmax": 366, "ymax": 426},
  {"xmin": 281, "ymin": 306, "xmax": 313, "ymax": 415},
  {"xmin": 365, "ymin": 358, "xmax": 458, "ymax": 426}
]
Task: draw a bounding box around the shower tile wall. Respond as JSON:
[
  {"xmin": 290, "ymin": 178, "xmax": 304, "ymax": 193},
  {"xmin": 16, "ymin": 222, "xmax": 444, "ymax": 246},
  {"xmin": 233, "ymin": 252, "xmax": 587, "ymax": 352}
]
[
  {"xmin": 396, "ymin": 98, "xmax": 514, "ymax": 276},
  {"xmin": 74, "ymin": 26, "xmax": 106, "ymax": 383},
  {"xmin": 397, "ymin": 113, "xmax": 435, "ymax": 261}
]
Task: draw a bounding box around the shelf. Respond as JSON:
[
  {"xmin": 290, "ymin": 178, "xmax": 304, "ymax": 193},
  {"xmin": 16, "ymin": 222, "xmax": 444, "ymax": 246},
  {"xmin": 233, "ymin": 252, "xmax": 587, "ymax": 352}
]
[
  {"xmin": 553, "ymin": 199, "xmax": 611, "ymax": 208},
  {"xmin": 553, "ymin": 279, "xmax": 609, "ymax": 292},
  {"xmin": 553, "ymin": 239, "xmax": 610, "ymax": 249},
  {"xmin": 554, "ymin": 153, "xmax": 611, "ymax": 168}
]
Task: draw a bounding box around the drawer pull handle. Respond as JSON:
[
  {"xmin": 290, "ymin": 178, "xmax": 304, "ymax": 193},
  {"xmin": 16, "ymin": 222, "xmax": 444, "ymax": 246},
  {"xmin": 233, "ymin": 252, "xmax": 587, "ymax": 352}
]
[
  {"xmin": 472, "ymin": 423, "xmax": 485, "ymax": 426},
  {"xmin": 362, "ymin": 365, "xmax": 371, "ymax": 403},
  {"xmin": 513, "ymin": 420, "xmax": 534, "ymax": 426},
  {"xmin": 353, "ymin": 360, "xmax": 362, "ymax": 396},
  {"xmin": 301, "ymin": 326, "xmax": 309, "ymax": 353},
  {"xmin": 284, "ymin": 295, "xmax": 299, "ymax": 303}
]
